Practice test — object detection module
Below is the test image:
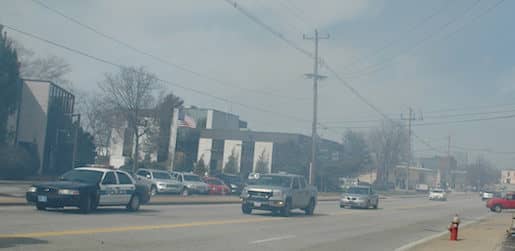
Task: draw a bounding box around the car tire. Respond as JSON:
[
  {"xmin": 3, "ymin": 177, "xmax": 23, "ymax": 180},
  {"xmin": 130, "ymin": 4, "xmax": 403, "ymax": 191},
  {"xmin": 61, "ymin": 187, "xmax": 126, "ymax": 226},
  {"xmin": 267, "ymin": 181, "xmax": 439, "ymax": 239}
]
[
  {"xmin": 339, "ymin": 204, "xmax": 344, "ymax": 209},
  {"xmin": 494, "ymin": 204, "xmax": 502, "ymax": 213},
  {"xmin": 150, "ymin": 186, "xmax": 157, "ymax": 197},
  {"xmin": 281, "ymin": 199, "xmax": 291, "ymax": 217},
  {"xmin": 373, "ymin": 201, "xmax": 379, "ymax": 209},
  {"xmin": 127, "ymin": 195, "xmax": 141, "ymax": 212},
  {"xmin": 79, "ymin": 195, "xmax": 92, "ymax": 214},
  {"xmin": 242, "ymin": 203, "xmax": 252, "ymax": 215},
  {"xmin": 304, "ymin": 198, "xmax": 316, "ymax": 216},
  {"xmin": 36, "ymin": 203, "xmax": 46, "ymax": 211},
  {"xmin": 181, "ymin": 188, "xmax": 189, "ymax": 197}
]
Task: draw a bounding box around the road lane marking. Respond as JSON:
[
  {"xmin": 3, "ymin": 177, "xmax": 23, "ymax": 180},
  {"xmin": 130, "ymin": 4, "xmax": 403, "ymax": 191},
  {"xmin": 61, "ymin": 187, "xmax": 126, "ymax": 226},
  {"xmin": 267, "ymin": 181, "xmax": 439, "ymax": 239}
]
[
  {"xmin": 0, "ymin": 218, "xmax": 280, "ymax": 238},
  {"xmin": 250, "ymin": 235, "xmax": 296, "ymax": 244}
]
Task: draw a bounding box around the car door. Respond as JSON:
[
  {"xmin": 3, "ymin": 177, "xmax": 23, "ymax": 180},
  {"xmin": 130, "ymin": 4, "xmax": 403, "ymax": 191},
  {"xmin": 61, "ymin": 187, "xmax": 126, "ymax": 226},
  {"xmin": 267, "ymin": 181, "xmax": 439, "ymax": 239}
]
[
  {"xmin": 291, "ymin": 177, "xmax": 303, "ymax": 208},
  {"xmin": 99, "ymin": 171, "xmax": 118, "ymax": 205},
  {"xmin": 116, "ymin": 171, "xmax": 136, "ymax": 205},
  {"xmin": 298, "ymin": 177, "xmax": 309, "ymax": 207},
  {"xmin": 370, "ymin": 188, "xmax": 379, "ymax": 205}
]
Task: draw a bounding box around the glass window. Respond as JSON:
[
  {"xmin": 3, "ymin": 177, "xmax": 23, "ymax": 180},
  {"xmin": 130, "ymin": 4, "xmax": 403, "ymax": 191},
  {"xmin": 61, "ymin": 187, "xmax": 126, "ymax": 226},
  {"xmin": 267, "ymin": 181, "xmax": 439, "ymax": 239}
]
[
  {"xmin": 183, "ymin": 175, "xmax": 201, "ymax": 182},
  {"xmin": 206, "ymin": 179, "xmax": 223, "ymax": 185},
  {"xmin": 60, "ymin": 170, "xmax": 103, "ymax": 184},
  {"xmin": 347, "ymin": 187, "xmax": 370, "ymax": 194},
  {"xmin": 254, "ymin": 175, "xmax": 292, "ymax": 188},
  {"xmin": 102, "ymin": 172, "xmax": 117, "ymax": 185},
  {"xmin": 292, "ymin": 178, "xmax": 300, "ymax": 189},
  {"xmin": 299, "ymin": 177, "xmax": 306, "ymax": 189},
  {"xmin": 117, "ymin": 172, "xmax": 133, "ymax": 185},
  {"xmin": 137, "ymin": 170, "xmax": 148, "ymax": 176},
  {"xmin": 153, "ymin": 172, "xmax": 172, "ymax": 180}
]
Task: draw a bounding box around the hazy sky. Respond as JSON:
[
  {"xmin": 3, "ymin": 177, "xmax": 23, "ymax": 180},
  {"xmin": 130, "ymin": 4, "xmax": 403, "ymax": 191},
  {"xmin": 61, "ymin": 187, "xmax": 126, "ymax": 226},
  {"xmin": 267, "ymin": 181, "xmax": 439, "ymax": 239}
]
[{"xmin": 2, "ymin": 0, "xmax": 514, "ymax": 168}]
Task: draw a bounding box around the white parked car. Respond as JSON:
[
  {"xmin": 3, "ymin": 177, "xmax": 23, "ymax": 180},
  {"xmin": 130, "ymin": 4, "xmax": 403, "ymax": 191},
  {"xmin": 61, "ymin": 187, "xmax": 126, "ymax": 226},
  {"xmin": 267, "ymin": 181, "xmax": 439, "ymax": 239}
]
[{"xmin": 429, "ymin": 189, "xmax": 447, "ymax": 201}]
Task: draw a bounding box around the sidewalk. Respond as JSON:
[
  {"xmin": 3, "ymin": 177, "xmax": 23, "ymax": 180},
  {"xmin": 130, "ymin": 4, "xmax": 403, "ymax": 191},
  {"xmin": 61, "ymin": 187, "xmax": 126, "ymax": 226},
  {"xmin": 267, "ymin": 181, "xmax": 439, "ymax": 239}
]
[{"xmin": 411, "ymin": 212, "xmax": 509, "ymax": 251}]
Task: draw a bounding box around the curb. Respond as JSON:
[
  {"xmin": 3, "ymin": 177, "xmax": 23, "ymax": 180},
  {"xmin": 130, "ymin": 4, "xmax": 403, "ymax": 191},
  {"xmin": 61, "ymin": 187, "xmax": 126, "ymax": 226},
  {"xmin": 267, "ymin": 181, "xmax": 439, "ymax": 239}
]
[{"xmin": 394, "ymin": 214, "xmax": 491, "ymax": 251}]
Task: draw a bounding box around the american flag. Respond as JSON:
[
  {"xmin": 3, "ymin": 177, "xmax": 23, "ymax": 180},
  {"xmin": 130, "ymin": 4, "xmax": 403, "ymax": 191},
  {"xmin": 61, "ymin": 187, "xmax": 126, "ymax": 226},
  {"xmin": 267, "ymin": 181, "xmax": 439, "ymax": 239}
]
[{"xmin": 178, "ymin": 110, "xmax": 197, "ymax": 128}]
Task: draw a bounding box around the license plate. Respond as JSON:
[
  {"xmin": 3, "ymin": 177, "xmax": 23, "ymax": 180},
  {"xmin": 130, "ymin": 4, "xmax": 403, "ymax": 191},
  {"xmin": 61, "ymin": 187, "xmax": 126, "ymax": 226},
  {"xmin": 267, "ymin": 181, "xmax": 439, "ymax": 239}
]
[
  {"xmin": 37, "ymin": 195, "xmax": 47, "ymax": 202},
  {"xmin": 253, "ymin": 202, "xmax": 262, "ymax": 207}
]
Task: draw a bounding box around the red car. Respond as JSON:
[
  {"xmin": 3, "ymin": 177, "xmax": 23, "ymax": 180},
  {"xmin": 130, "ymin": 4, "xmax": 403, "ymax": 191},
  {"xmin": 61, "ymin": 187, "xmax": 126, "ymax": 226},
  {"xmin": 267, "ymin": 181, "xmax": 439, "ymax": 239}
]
[
  {"xmin": 203, "ymin": 177, "xmax": 230, "ymax": 195},
  {"xmin": 486, "ymin": 192, "xmax": 515, "ymax": 212}
]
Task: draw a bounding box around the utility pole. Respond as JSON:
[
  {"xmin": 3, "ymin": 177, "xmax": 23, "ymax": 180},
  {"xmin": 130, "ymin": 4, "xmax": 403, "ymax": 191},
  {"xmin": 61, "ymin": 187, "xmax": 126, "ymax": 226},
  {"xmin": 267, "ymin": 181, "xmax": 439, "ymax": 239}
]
[
  {"xmin": 303, "ymin": 29, "xmax": 329, "ymax": 185},
  {"xmin": 401, "ymin": 107, "xmax": 422, "ymax": 190}
]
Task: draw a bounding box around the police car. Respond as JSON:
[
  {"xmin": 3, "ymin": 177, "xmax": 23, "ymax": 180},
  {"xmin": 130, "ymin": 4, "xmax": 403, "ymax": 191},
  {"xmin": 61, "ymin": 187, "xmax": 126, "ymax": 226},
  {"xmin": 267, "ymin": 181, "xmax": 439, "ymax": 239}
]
[{"xmin": 26, "ymin": 167, "xmax": 150, "ymax": 213}]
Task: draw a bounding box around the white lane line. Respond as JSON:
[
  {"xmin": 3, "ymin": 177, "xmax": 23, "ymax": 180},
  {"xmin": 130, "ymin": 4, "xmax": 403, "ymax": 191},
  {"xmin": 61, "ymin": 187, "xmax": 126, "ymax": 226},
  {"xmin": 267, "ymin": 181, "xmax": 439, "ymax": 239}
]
[
  {"xmin": 394, "ymin": 214, "xmax": 491, "ymax": 251},
  {"xmin": 250, "ymin": 235, "xmax": 296, "ymax": 244}
]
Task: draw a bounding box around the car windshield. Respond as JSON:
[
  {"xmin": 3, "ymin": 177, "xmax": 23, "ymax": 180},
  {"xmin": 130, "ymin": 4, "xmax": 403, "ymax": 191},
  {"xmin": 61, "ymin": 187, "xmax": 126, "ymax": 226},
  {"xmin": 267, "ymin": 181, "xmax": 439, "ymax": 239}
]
[
  {"xmin": 153, "ymin": 172, "xmax": 172, "ymax": 180},
  {"xmin": 184, "ymin": 175, "xmax": 201, "ymax": 182},
  {"xmin": 223, "ymin": 175, "xmax": 241, "ymax": 184},
  {"xmin": 347, "ymin": 187, "xmax": 369, "ymax": 194},
  {"xmin": 206, "ymin": 179, "xmax": 223, "ymax": 185},
  {"xmin": 60, "ymin": 170, "xmax": 103, "ymax": 184},
  {"xmin": 253, "ymin": 176, "xmax": 291, "ymax": 187}
]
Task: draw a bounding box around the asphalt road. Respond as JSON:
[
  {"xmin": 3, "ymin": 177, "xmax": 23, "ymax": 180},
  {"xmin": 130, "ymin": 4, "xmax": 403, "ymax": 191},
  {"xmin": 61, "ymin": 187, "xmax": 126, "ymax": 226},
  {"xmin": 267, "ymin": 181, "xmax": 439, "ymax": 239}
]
[{"xmin": 0, "ymin": 193, "xmax": 490, "ymax": 251}]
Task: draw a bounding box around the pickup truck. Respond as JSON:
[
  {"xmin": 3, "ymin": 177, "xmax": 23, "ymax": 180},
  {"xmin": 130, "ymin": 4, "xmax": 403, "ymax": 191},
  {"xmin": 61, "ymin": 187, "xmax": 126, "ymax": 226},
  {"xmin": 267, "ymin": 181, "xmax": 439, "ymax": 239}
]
[{"xmin": 240, "ymin": 173, "xmax": 317, "ymax": 217}]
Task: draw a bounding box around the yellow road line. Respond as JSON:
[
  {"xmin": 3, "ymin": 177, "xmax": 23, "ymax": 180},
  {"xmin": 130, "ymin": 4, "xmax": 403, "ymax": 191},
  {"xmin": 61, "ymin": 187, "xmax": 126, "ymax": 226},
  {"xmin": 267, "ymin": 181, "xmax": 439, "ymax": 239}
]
[{"xmin": 0, "ymin": 218, "xmax": 280, "ymax": 238}]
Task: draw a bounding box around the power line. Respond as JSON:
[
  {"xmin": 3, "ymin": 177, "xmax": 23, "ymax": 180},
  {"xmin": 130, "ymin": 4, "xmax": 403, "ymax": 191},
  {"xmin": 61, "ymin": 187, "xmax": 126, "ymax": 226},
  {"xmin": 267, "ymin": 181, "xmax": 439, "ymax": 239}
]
[
  {"xmin": 413, "ymin": 113, "xmax": 515, "ymax": 127},
  {"xmin": 342, "ymin": 0, "xmax": 487, "ymax": 78},
  {"xmin": 276, "ymin": 0, "xmax": 313, "ymax": 29},
  {"xmin": 225, "ymin": 0, "xmax": 444, "ymax": 154},
  {"xmin": 2, "ymin": 24, "xmax": 313, "ymax": 126},
  {"xmin": 341, "ymin": 0, "xmax": 454, "ymax": 72},
  {"xmin": 225, "ymin": 0, "xmax": 313, "ymax": 59},
  {"xmin": 29, "ymin": 0, "xmax": 309, "ymax": 102}
]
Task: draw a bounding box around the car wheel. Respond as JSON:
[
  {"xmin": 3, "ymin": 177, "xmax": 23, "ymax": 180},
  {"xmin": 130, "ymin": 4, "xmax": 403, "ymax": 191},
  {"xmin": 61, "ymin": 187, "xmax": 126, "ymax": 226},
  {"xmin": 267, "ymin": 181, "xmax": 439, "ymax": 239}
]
[
  {"xmin": 79, "ymin": 195, "xmax": 92, "ymax": 214},
  {"xmin": 127, "ymin": 195, "xmax": 141, "ymax": 212},
  {"xmin": 494, "ymin": 204, "xmax": 502, "ymax": 213},
  {"xmin": 304, "ymin": 198, "xmax": 316, "ymax": 216},
  {"xmin": 181, "ymin": 188, "xmax": 189, "ymax": 197},
  {"xmin": 281, "ymin": 199, "xmax": 291, "ymax": 217},
  {"xmin": 373, "ymin": 200, "xmax": 379, "ymax": 209},
  {"xmin": 242, "ymin": 203, "xmax": 252, "ymax": 215},
  {"xmin": 150, "ymin": 186, "xmax": 157, "ymax": 196},
  {"xmin": 36, "ymin": 203, "xmax": 46, "ymax": 211}
]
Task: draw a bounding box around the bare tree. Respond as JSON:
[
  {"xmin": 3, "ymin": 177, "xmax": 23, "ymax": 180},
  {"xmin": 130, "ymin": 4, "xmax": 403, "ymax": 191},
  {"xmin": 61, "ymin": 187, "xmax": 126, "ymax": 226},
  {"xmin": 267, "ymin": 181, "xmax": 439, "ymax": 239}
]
[
  {"xmin": 98, "ymin": 66, "xmax": 160, "ymax": 173},
  {"xmin": 367, "ymin": 120, "xmax": 409, "ymax": 187},
  {"xmin": 13, "ymin": 40, "xmax": 73, "ymax": 90}
]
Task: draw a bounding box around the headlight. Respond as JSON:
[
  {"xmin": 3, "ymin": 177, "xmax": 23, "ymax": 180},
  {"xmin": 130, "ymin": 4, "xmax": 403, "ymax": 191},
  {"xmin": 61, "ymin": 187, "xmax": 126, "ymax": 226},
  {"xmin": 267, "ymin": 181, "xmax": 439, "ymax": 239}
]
[
  {"xmin": 186, "ymin": 184, "xmax": 193, "ymax": 188},
  {"xmin": 28, "ymin": 186, "xmax": 37, "ymax": 193},
  {"xmin": 230, "ymin": 184, "xmax": 237, "ymax": 188},
  {"xmin": 58, "ymin": 189, "xmax": 80, "ymax": 195},
  {"xmin": 273, "ymin": 190, "xmax": 284, "ymax": 197}
]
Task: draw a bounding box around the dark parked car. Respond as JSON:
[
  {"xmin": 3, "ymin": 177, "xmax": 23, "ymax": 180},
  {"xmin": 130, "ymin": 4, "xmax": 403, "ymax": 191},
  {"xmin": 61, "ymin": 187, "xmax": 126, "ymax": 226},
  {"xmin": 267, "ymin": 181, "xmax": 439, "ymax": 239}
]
[
  {"xmin": 26, "ymin": 167, "xmax": 150, "ymax": 213},
  {"xmin": 216, "ymin": 173, "xmax": 244, "ymax": 195}
]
